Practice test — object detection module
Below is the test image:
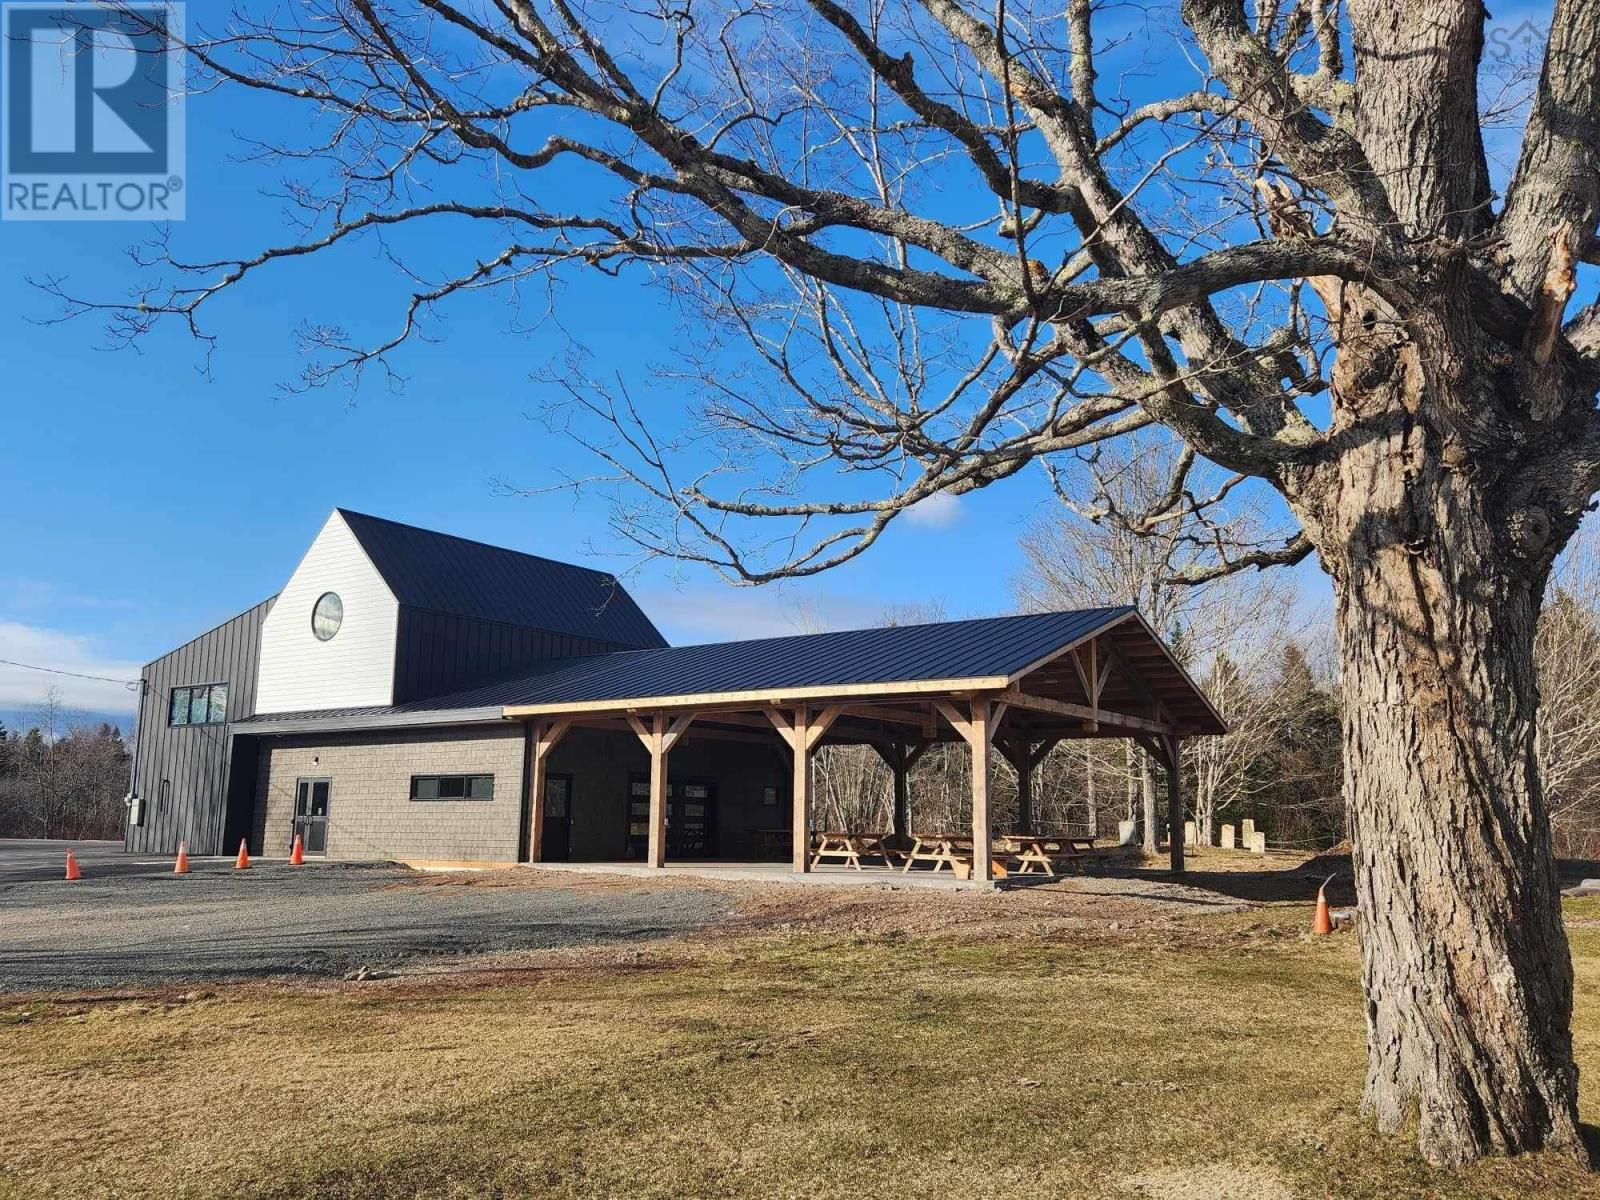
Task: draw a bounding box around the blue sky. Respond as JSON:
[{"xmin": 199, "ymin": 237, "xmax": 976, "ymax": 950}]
[
  {"xmin": 25, "ymin": 1, "xmax": 1562, "ymax": 719},
  {"xmin": 0, "ymin": 62, "xmax": 1079, "ymax": 717}
]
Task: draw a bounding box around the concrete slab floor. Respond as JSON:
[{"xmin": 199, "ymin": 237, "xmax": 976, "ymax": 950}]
[{"xmin": 524, "ymin": 860, "xmax": 1003, "ymax": 890}]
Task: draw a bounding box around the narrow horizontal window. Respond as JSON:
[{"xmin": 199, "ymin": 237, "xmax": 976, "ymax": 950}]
[
  {"xmin": 169, "ymin": 683, "xmax": 229, "ymax": 726},
  {"xmin": 410, "ymin": 774, "xmax": 494, "ymax": 802}
]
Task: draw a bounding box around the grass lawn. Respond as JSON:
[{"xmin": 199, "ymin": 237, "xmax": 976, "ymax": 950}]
[{"xmin": 4, "ymin": 868, "xmax": 1600, "ymax": 1198}]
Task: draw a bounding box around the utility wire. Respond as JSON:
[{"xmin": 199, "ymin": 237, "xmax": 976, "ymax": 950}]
[{"xmin": 0, "ymin": 657, "xmax": 141, "ymax": 688}]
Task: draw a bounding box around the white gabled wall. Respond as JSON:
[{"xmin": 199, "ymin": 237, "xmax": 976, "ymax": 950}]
[{"xmin": 255, "ymin": 511, "xmax": 399, "ymax": 713}]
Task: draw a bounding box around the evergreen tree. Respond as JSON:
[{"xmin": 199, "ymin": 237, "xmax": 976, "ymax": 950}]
[{"xmin": 1264, "ymin": 643, "xmax": 1343, "ymax": 847}]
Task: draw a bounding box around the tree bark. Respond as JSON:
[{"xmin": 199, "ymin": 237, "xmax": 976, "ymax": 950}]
[
  {"xmin": 1085, "ymin": 746, "xmax": 1097, "ymax": 840},
  {"xmin": 1312, "ymin": 324, "xmax": 1586, "ymax": 1163},
  {"xmin": 1141, "ymin": 750, "xmax": 1158, "ymax": 854}
]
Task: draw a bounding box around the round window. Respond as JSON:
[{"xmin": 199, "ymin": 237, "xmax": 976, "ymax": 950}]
[{"xmin": 311, "ymin": 592, "xmax": 344, "ymax": 641}]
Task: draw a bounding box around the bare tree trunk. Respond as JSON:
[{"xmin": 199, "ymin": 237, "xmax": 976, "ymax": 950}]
[
  {"xmin": 1141, "ymin": 751, "xmax": 1157, "ymax": 854},
  {"xmin": 1085, "ymin": 746, "xmax": 1097, "ymax": 839},
  {"xmin": 1124, "ymin": 744, "xmax": 1136, "ymax": 825},
  {"xmin": 1318, "ymin": 387, "xmax": 1584, "ymax": 1164}
]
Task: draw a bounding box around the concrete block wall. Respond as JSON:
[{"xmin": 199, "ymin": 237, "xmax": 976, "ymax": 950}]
[{"xmin": 253, "ymin": 724, "xmax": 526, "ymax": 862}]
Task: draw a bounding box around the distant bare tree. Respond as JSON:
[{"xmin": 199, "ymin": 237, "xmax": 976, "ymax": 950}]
[
  {"xmin": 1015, "ymin": 438, "xmax": 1293, "ymax": 849},
  {"xmin": 1190, "ymin": 650, "xmax": 1285, "ymax": 843},
  {"xmin": 0, "ymin": 690, "xmax": 130, "ymax": 840},
  {"xmin": 1537, "ymin": 525, "xmax": 1600, "ymax": 857}
]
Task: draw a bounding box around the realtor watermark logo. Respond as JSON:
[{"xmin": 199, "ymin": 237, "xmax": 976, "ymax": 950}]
[{"xmin": 2, "ymin": 2, "xmax": 184, "ymax": 220}]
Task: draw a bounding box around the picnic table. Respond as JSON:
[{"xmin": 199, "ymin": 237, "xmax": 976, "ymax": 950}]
[
  {"xmin": 901, "ymin": 833, "xmax": 976, "ymax": 874},
  {"xmin": 748, "ymin": 828, "xmax": 792, "ymax": 861},
  {"xmin": 811, "ymin": 830, "xmax": 897, "ymax": 869},
  {"xmin": 900, "ymin": 832, "xmax": 1100, "ymax": 878},
  {"xmin": 995, "ymin": 833, "xmax": 1097, "ymax": 876}
]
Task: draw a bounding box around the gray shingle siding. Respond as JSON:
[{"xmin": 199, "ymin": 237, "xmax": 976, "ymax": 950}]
[
  {"xmin": 254, "ymin": 725, "xmax": 527, "ymax": 862},
  {"xmin": 248, "ymin": 723, "xmax": 786, "ymax": 863}
]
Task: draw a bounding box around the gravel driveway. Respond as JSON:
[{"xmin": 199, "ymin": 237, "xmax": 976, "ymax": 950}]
[{"xmin": 0, "ymin": 848, "xmax": 732, "ymax": 992}]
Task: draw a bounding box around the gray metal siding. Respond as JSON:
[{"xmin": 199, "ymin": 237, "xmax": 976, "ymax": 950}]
[
  {"xmin": 126, "ymin": 597, "xmax": 274, "ymax": 856},
  {"xmin": 339, "ymin": 509, "xmax": 666, "ymax": 649},
  {"xmin": 392, "ymin": 608, "xmax": 633, "ymax": 704}
]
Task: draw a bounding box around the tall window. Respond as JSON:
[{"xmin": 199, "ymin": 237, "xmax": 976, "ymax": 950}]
[
  {"xmin": 169, "ymin": 683, "xmax": 228, "ymax": 726},
  {"xmin": 410, "ymin": 774, "xmax": 494, "ymax": 801}
]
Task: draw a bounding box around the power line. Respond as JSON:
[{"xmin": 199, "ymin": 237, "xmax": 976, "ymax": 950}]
[{"xmin": 0, "ymin": 657, "xmax": 140, "ymax": 688}]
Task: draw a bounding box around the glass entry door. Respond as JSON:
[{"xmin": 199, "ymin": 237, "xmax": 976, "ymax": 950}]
[
  {"xmin": 292, "ymin": 778, "xmax": 331, "ymax": 856},
  {"xmin": 626, "ymin": 776, "xmax": 718, "ymax": 859},
  {"xmin": 673, "ymin": 782, "xmax": 715, "ymax": 858}
]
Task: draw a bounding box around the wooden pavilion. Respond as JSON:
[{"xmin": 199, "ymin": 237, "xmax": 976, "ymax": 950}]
[{"xmin": 485, "ymin": 606, "xmax": 1226, "ymax": 883}]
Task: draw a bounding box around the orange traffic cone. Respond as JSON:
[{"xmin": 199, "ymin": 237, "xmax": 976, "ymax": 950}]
[
  {"xmin": 289, "ymin": 833, "xmax": 305, "ymax": 867},
  {"xmin": 64, "ymin": 849, "xmax": 81, "ymax": 881},
  {"xmin": 173, "ymin": 842, "xmax": 190, "ymax": 875},
  {"xmin": 234, "ymin": 839, "xmax": 251, "ymax": 870},
  {"xmin": 1313, "ymin": 875, "xmax": 1334, "ymax": 936}
]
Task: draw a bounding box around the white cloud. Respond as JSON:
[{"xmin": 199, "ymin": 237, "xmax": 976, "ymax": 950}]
[
  {"xmin": 902, "ymin": 491, "xmax": 962, "ymax": 529},
  {"xmin": 0, "ymin": 622, "xmax": 142, "ymax": 714}
]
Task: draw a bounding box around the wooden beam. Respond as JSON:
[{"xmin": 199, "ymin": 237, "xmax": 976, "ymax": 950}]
[
  {"xmin": 764, "ymin": 706, "xmax": 800, "ymax": 752},
  {"xmin": 503, "ymin": 674, "xmax": 1017, "ymax": 719},
  {"xmin": 625, "ymin": 712, "xmax": 653, "ymax": 748},
  {"xmin": 1075, "ymin": 639, "xmax": 1101, "ymax": 728},
  {"xmin": 841, "ymin": 703, "xmax": 938, "ymax": 729},
  {"xmin": 998, "ymin": 689, "xmax": 1176, "ymax": 736},
  {"xmin": 526, "ymin": 718, "xmax": 572, "ymax": 863},
  {"xmin": 575, "ymin": 716, "xmax": 774, "ymax": 747},
  {"xmin": 661, "ymin": 712, "xmax": 697, "ymax": 755},
  {"xmin": 933, "ymin": 698, "xmax": 974, "ymax": 743},
  {"xmin": 805, "ymin": 704, "xmax": 844, "ymax": 752},
  {"xmin": 1099, "ymin": 638, "xmax": 1162, "ymax": 721}
]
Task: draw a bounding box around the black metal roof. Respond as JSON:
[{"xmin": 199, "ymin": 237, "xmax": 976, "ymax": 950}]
[
  {"xmin": 423, "ymin": 606, "xmax": 1135, "ymax": 708},
  {"xmin": 337, "ymin": 509, "xmax": 665, "ymax": 650},
  {"xmin": 234, "ymin": 605, "xmax": 1226, "ymax": 735},
  {"xmin": 237, "ymin": 702, "xmax": 505, "ymax": 734}
]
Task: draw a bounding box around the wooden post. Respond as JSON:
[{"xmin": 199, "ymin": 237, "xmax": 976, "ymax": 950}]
[
  {"xmin": 766, "ymin": 705, "xmax": 841, "ymax": 874},
  {"xmin": 1014, "ymin": 745, "xmax": 1034, "ymax": 834},
  {"xmin": 792, "ymin": 707, "xmax": 812, "ymax": 872},
  {"xmin": 996, "ymin": 736, "xmax": 1055, "ymax": 837},
  {"xmin": 627, "ymin": 712, "xmax": 696, "ymax": 869},
  {"xmin": 1165, "ymin": 735, "xmax": 1184, "ymax": 875},
  {"xmin": 891, "ymin": 746, "xmax": 909, "ymax": 844},
  {"xmin": 874, "ymin": 738, "xmax": 928, "ymax": 847},
  {"xmin": 647, "ymin": 714, "xmax": 668, "ymax": 868},
  {"xmin": 970, "ymin": 699, "xmax": 993, "ymax": 885},
  {"xmin": 524, "ymin": 718, "xmax": 571, "ymax": 863}
]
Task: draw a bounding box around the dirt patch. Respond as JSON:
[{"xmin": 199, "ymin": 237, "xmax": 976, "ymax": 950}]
[
  {"xmin": 1121, "ymin": 1163, "xmax": 1298, "ymax": 1200},
  {"xmin": 718, "ymin": 873, "xmax": 1255, "ymax": 941}
]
